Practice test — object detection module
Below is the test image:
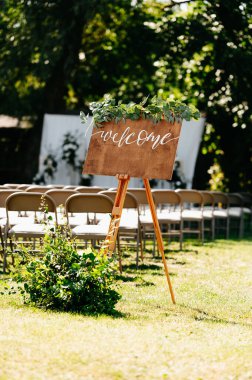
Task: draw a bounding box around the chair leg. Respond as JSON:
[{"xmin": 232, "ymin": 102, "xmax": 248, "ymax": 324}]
[
  {"xmin": 9, "ymin": 237, "xmax": 15, "ymax": 266},
  {"xmin": 181, "ymin": 219, "xmax": 184, "ymax": 248},
  {"xmin": 135, "ymin": 231, "xmax": 139, "ymax": 269},
  {"xmin": 152, "ymin": 233, "xmax": 156, "ymax": 257},
  {"xmin": 0, "ymin": 227, "xmax": 4, "ymax": 258},
  {"xmin": 116, "ymin": 233, "xmax": 122, "ymax": 274},
  {"xmin": 226, "ymin": 217, "xmax": 230, "ymax": 239},
  {"xmin": 179, "ymin": 221, "xmax": 183, "ymax": 250},
  {"xmin": 212, "ymin": 217, "xmax": 215, "ymax": 240},
  {"xmin": 239, "ymin": 214, "xmax": 244, "ymax": 239},
  {"xmin": 250, "ymin": 211, "xmax": 252, "ymax": 233},
  {"xmin": 136, "ymin": 223, "xmax": 144, "ymax": 267},
  {"xmin": 2, "ymin": 227, "xmax": 8, "ymax": 273},
  {"xmin": 142, "ymin": 226, "xmax": 146, "ymax": 250},
  {"xmin": 201, "ymin": 219, "xmax": 204, "ymax": 244},
  {"xmin": 139, "ymin": 226, "xmax": 144, "ymax": 262},
  {"xmin": 2, "ymin": 229, "xmax": 7, "ymax": 273},
  {"xmin": 3, "ymin": 249, "xmax": 8, "ymax": 273}
]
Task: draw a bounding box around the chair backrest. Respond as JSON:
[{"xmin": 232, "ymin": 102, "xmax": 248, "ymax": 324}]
[
  {"xmin": 46, "ymin": 184, "xmax": 65, "ymax": 189},
  {"xmin": 210, "ymin": 191, "xmax": 229, "ymax": 207},
  {"xmin": 75, "ymin": 186, "xmax": 105, "ymax": 193},
  {"xmin": 45, "ymin": 189, "xmax": 78, "ymax": 207},
  {"xmin": 65, "ymin": 194, "xmax": 114, "ymax": 214},
  {"xmin": 26, "ymin": 186, "xmax": 50, "ymax": 193},
  {"xmin": 152, "ymin": 190, "xmax": 181, "ymax": 206},
  {"xmin": 200, "ymin": 191, "xmax": 215, "ymax": 206},
  {"xmin": 227, "ymin": 193, "xmax": 243, "ymax": 207},
  {"xmin": 127, "ymin": 188, "xmax": 148, "ymax": 205},
  {"xmin": 17, "ymin": 184, "xmax": 31, "ymax": 190},
  {"xmin": 2, "ymin": 183, "xmax": 19, "ymax": 188},
  {"xmin": 176, "ymin": 189, "xmax": 203, "ymax": 208},
  {"xmin": 238, "ymin": 192, "xmax": 252, "ymax": 208},
  {"xmin": 63, "ymin": 185, "xmax": 78, "ymax": 189},
  {"xmin": 0, "ymin": 189, "xmax": 22, "ymax": 207},
  {"xmin": 6, "ymin": 192, "xmax": 56, "ymax": 212},
  {"xmin": 100, "ymin": 190, "xmax": 139, "ymax": 210}
]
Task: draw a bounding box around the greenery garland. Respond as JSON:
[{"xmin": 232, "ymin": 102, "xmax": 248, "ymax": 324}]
[{"xmin": 80, "ymin": 96, "xmax": 200, "ymax": 127}]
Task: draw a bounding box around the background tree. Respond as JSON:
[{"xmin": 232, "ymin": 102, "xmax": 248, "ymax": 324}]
[
  {"xmin": 0, "ymin": 0, "xmax": 159, "ymax": 181},
  {"xmin": 0, "ymin": 0, "xmax": 251, "ymax": 190},
  {"xmin": 156, "ymin": 0, "xmax": 252, "ymax": 190}
]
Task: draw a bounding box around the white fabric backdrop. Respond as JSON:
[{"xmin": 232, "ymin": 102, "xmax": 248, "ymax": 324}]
[
  {"xmin": 176, "ymin": 117, "xmax": 205, "ymax": 188},
  {"xmin": 39, "ymin": 114, "xmax": 205, "ymax": 188}
]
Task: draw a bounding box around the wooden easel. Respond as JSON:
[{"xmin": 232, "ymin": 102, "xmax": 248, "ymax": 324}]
[{"xmin": 102, "ymin": 174, "xmax": 176, "ymax": 304}]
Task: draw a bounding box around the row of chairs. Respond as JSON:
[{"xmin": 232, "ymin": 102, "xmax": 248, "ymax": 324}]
[
  {"xmin": 0, "ymin": 184, "xmax": 106, "ymax": 193},
  {"xmin": 0, "ymin": 186, "xmax": 251, "ymax": 272},
  {"xmin": 0, "ymin": 190, "xmax": 113, "ymax": 272},
  {"xmin": 1, "ymin": 185, "xmax": 251, "ymax": 239},
  {"xmin": 128, "ymin": 188, "xmax": 252, "ymax": 239}
]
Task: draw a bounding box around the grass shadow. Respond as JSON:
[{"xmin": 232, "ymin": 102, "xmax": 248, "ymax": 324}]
[
  {"xmin": 121, "ymin": 263, "xmax": 176, "ymax": 277},
  {"xmin": 141, "ymin": 254, "xmax": 187, "ymax": 266},
  {"xmin": 122, "ymin": 263, "xmax": 163, "ymax": 271},
  {"xmin": 135, "ymin": 278, "xmax": 155, "ymax": 287},
  {"xmin": 177, "ymin": 304, "xmax": 252, "ymax": 327},
  {"xmin": 163, "ymin": 248, "xmax": 199, "ymax": 255},
  {"xmin": 115, "ymin": 274, "xmax": 138, "ymax": 282},
  {"xmin": 14, "ymin": 300, "xmax": 127, "ymax": 319},
  {"xmin": 172, "ymin": 260, "xmax": 187, "ymax": 265}
]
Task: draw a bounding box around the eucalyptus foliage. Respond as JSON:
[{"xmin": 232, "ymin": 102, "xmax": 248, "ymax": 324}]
[{"xmin": 80, "ymin": 96, "xmax": 200, "ymax": 127}]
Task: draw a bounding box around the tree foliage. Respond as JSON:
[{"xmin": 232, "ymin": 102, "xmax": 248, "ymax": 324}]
[
  {"xmin": 0, "ymin": 0, "xmax": 251, "ymax": 190},
  {"xmin": 156, "ymin": 0, "xmax": 252, "ymax": 190}
]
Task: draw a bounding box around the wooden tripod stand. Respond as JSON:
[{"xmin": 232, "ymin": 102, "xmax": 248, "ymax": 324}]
[{"xmin": 102, "ymin": 174, "xmax": 176, "ymax": 304}]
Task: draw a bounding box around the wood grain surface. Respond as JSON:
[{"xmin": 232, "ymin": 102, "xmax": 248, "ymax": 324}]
[{"xmin": 83, "ymin": 119, "xmax": 182, "ymax": 179}]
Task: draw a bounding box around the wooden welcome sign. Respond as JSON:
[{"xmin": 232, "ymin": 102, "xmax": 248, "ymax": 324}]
[
  {"xmin": 83, "ymin": 118, "xmax": 182, "ymax": 304},
  {"xmin": 83, "ymin": 119, "xmax": 181, "ymax": 179}
]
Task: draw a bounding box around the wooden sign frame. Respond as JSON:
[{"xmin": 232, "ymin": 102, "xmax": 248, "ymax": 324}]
[{"xmin": 83, "ymin": 119, "xmax": 182, "ymax": 180}]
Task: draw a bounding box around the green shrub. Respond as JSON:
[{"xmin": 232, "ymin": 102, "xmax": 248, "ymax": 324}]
[{"xmin": 15, "ymin": 226, "xmax": 121, "ymax": 315}]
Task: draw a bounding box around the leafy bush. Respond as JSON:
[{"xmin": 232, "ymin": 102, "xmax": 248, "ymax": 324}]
[{"xmin": 15, "ymin": 226, "xmax": 121, "ymax": 315}]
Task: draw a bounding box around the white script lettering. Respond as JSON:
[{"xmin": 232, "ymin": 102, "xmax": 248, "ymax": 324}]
[{"xmin": 92, "ymin": 126, "xmax": 179, "ymax": 150}]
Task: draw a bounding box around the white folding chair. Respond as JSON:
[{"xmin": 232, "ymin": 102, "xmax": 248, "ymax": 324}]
[
  {"xmin": 200, "ymin": 191, "xmax": 215, "ymax": 240},
  {"xmin": 176, "ymin": 189, "xmax": 204, "ymax": 244},
  {"xmin": 4, "ymin": 192, "xmax": 57, "ymax": 272},
  {"xmin": 101, "ymin": 190, "xmax": 143, "ymax": 266},
  {"xmin": 210, "ymin": 191, "xmax": 230, "ymax": 238},
  {"xmin": 65, "ymin": 194, "xmax": 114, "ymax": 248},
  {"xmin": 152, "ymin": 190, "xmax": 183, "ymax": 249}
]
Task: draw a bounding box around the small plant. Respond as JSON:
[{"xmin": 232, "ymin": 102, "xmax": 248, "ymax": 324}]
[
  {"xmin": 80, "ymin": 95, "xmax": 200, "ymax": 127},
  {"xmin": 13, "ymin": 223, "xmax": 121, "ymax": 315}
]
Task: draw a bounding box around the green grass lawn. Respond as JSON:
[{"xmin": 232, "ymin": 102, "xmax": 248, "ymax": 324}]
[{"xmin": 0, "ymin": 239, "xmax": 252, "ymax": 380}]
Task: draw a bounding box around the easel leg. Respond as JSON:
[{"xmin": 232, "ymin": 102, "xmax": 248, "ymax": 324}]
[
  {"xmin": 101, "ymin": 175, "xmax": 130, "ymax": 255},
  {"xmin": 143, "ymin": 178, "xmax": 176, "ymax": 304}
]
